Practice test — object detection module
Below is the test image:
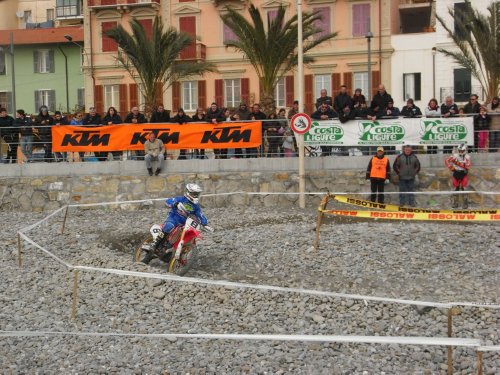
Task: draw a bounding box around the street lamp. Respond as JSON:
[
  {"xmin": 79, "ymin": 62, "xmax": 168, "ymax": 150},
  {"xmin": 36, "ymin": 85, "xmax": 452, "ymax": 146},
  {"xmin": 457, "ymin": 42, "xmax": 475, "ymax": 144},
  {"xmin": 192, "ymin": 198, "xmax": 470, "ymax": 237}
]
[
  {"xmin": 366, "ymin": 30, "xmax": 373, "ymax": 104},
  {"xmin": 432, "ymin": 47, "xmax": 437, "ymax": 99},
  {"xmin": 57, "ymin": 44, "xmax": 69, "ymax": 113}
]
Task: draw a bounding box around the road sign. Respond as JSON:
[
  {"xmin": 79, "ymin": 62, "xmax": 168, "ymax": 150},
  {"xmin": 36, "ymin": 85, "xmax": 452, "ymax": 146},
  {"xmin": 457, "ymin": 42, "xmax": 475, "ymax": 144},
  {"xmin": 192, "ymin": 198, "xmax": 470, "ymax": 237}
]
[{"xmin": 290, "ymin": 113, "xmax": 312, "ymax": 134}]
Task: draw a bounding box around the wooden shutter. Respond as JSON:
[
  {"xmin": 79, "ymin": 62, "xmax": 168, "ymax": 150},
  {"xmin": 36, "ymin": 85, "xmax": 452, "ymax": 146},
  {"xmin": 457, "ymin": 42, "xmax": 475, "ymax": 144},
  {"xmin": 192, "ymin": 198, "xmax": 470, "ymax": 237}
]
[
  {"xmin": 304, "ymin": 74, "xmax": 313, "ymax": 113},
  {"xmin": 414, "ymin": 73, "xmax": 421, "ymax": 101},
  {"xmin": 214, "ymin": 79, "xmax": 223, "ymax": 107},
  {"xmin": 6, "ymin": 92, "xmax": 12, "ymax": 113},
  {"xmin": 179, "ymin": 17, "xmax": 196, "ymax": 59},
  {"xmin": 49, "ymin": 90, "xmax": 56, "ymax": 112},
  {"xmin": 48, "ymin": 50, "xmax": 55, "ymax": 73},
  {"xmin": 241, "ymin": 78, "xmax": 250, "ymax": 105},
  {"xmin": 101, "ymin": 22, "xmax": 118, "ymax": 52},
  {"xmin": 372, "ymin": 70, "xmax": 380, "ymax": 99},
  {"xmin": 343, "ymin": 72, "xmax": 353, "ymax": 95},
  {"xmin": 332, "ymin": 73, "xmax": 341, "ymax": 97},
  {"xmin": 127, "ymin": 83, "xmax": 138, "ymax": 112},
  {"xmin": 34, "ymin": 90, "xmax": 40, "ymax": 113},
  {"xmin": 33, "ymin": 51, "xmax": 39, "ymax": 73},
  {"xmin": 172, "ymin": 81, "xmax": 180, "ymax": 110},
  {"xmin": 198, "ymin": 80, "xmax": 206, "ymax": 109},
  {"xmin": 119, "ymin": 84, "xmax": 128, "ymax": 112},
  {"xmin": 285, "ymin": 75, "xmax": 294, "ymax": 107},
  {"xmin": 138, "ymin": 19, "xmax": 153, "ymax": 39},
  {"xmin": 94, "ymin": 85, "xmax": 104, "ymax": 114},
  {"xmin": 155, "ymin": 82, "xmax": 163, "ymax": 106}
]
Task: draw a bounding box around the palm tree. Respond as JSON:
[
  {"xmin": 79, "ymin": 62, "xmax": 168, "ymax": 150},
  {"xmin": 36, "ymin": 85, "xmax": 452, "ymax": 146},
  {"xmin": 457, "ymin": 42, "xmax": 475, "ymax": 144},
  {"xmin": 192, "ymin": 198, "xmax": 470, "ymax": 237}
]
[
  {"xmin": 106, "ymin": 16, "xmax": 216, "ymax": 115},
  {"xmin": 436, "ymin": 1, "xmax": 500, "ymax": 103},
  {"xmin": 220, "ymin": 4, "xmax": 337, "ymax": 114}
]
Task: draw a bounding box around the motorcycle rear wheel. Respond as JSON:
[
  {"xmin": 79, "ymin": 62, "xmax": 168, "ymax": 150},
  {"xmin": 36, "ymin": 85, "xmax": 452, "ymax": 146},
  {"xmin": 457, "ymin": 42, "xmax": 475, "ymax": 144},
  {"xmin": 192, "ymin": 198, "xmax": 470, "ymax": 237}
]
[
  {"xmin": 167, "ymin": 243, "xmax": 198, "ymax": 276},
  {"xmin": 135, "ymin": 235, "xmax": 152, "ymax": 262}
]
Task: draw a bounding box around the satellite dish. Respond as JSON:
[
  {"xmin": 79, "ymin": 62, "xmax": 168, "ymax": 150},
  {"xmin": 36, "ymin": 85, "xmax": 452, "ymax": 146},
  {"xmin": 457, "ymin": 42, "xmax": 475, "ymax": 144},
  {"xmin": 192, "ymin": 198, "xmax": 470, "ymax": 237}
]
[{"xmin": 16, "ymin": 11, "xmax": 25, "ymax": 18}]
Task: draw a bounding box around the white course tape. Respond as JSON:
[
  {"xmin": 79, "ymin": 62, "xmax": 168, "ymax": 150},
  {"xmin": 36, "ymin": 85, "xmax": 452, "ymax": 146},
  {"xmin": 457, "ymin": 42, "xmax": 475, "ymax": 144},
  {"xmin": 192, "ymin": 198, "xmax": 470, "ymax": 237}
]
[
  {"xmin": 74, "ymin": 265, "xmax": 500, "ymax": 309},
  {"xmin": 0, "ymin": 330, "xmax": 482, "ymax": 348},
  {"xmin": 18, "ymin": 232, "xmax": 73, "ymax": 269},
  {"xmin": 19, "ymin": 205, "xmax": 67, "ymax": 233},
  {"xmin": 478, "ymin": 346, "xmax": 500, "ymax": 352}
]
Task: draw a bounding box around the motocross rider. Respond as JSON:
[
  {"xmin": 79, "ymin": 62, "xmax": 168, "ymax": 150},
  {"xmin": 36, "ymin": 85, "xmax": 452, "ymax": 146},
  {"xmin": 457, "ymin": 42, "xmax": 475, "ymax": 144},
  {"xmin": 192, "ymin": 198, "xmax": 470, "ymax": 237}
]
[
  {"xmin": 445, "ymin": 144, "xmax": 471, "ymax": 209},
  {"xmin": 142, "ymin": 183, "xmax": 208, "ymax": 264}
]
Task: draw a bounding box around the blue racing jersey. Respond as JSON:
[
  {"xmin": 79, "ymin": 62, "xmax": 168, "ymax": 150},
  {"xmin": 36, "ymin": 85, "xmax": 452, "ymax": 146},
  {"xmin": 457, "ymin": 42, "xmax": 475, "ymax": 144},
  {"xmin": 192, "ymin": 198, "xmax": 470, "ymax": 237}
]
[{"xmin": 164, "ymin": 196, "xmax": 208, "ymax": 226}]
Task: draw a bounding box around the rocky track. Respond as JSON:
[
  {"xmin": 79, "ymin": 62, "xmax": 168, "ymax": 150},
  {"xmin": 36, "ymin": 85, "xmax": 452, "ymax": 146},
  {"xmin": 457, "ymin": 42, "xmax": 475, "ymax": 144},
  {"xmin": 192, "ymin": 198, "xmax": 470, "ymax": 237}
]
[{"xmin": 0, "ymin": 205, "xmax": 498, "ymax": 374}]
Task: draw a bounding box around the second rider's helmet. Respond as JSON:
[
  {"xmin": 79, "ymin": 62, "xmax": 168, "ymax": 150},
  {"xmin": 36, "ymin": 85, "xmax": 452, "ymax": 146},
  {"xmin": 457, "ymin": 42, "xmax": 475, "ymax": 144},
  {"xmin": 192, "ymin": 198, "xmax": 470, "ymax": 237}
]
[{"xmin": 185, "ymin": 183, "xmax": 202, "ymax": 204}]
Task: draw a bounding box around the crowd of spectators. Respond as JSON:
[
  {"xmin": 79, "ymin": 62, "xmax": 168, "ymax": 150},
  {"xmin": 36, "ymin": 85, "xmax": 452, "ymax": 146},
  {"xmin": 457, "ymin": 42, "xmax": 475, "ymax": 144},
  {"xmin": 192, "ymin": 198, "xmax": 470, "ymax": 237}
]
[{"xmin": 0, "ymin": 89, "xmax": 498, "ymax": 163}]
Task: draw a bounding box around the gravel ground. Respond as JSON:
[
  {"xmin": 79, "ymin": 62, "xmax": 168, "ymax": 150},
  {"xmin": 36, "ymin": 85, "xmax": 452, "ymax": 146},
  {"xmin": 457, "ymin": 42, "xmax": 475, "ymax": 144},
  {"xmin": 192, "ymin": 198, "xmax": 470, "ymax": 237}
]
[{"xmin": 0, "ymin": 204, "xmax": 499, "ymax": 374}]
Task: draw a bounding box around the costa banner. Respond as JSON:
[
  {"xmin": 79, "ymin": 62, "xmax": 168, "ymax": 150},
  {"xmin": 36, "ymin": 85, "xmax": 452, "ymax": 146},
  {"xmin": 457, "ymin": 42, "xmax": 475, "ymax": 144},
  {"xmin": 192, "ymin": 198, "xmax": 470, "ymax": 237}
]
[
  {"xmin": 51, "ymin": 122, "xmax": 262, "ymax": 152},
  {"xmin": 304, "ymin": 117, "xmax": 474, "ymax": 147}
]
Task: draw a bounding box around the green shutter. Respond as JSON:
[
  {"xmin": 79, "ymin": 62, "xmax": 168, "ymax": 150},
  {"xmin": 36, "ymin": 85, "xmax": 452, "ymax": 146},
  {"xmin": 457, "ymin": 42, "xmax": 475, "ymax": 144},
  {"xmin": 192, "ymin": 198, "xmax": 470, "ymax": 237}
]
[{"xmin": 33, "ymin": 50, "xmax": 39, "ymax": 73}]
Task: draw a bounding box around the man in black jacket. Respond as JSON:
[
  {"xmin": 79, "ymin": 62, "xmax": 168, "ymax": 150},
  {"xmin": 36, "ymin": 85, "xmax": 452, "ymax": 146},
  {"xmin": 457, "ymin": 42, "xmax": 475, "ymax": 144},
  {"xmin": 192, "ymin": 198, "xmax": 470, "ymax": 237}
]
[
  {"xmin": 150, "ymin": 104, "xmax": 170, "ymax": 123},
  {"xmin": 0, "ymin": 108, "xmax": 15, "ymax": 163},
  {"xmin": 334, "ymin": 85, "xmax": 352, "ymax": 114},
  {"xmin": 125, "ymin": 106, "xmax": 147, "ymax": 159},
  {"xmin": 34, "ymin": 106, "xmax": 55, "ymax": 162},
  {"xmin": 247, "ymin": 103, "xmax": 266, "ymax": 158},
  {"xmin": 370, "ymin": 84, "xmax": 393, "ymax": 118},
  {"xmin": 205, "ymin": 103, "xmax": 226, "ymax": 159}
]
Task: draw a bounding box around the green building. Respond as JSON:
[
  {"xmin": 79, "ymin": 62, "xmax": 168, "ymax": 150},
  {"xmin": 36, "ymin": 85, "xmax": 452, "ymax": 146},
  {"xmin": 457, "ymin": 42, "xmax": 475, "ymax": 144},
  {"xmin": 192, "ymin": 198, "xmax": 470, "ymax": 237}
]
[{"xmin": 0, "ymin": 26, "xmax": 84, "ymax": 117}]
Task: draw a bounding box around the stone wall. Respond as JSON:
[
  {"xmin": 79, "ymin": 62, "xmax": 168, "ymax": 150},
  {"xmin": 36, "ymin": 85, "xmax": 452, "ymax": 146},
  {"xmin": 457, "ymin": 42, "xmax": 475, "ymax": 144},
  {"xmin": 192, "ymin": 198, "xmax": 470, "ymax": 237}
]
[{"xmin": 0, "ymin": 155, "xmax": 498, "ymax": 212}]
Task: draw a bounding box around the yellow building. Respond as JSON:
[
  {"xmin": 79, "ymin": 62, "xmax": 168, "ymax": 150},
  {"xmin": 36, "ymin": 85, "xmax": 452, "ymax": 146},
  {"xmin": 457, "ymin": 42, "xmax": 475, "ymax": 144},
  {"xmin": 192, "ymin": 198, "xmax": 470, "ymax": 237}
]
[{"xmin": 84, "ymin": 0, "xmax": 393, "ymax": 116}]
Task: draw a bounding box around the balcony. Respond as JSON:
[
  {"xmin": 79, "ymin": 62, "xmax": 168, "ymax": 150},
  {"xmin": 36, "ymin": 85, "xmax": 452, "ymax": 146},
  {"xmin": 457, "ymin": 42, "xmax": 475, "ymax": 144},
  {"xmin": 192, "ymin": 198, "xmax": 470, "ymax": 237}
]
[
  {"xmin": 399, "ymin": 0, "xmax": 433, "ymax": 34},
  {"xmin": 178, "ymin": 42, "xmax": 206, "ymax": 61},
  {"xmin": 88, "ymin": 0, "xmax": 160, "ymax": 10}
]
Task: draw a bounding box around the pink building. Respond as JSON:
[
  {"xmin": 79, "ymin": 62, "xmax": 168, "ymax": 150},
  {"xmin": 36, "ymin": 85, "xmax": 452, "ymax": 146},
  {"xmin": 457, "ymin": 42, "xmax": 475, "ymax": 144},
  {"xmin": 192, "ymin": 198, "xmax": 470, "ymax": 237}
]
[{"xmin": 84, "ymin": 0, "xmax": 393, "ymax": 115}]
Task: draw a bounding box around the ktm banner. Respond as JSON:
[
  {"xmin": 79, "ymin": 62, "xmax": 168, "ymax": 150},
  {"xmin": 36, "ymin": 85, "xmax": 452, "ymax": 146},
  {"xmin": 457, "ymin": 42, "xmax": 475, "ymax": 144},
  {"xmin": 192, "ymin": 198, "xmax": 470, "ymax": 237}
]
[{"xmin": 51, "ymin": 122, "xmax": 262, "ymax": 152}]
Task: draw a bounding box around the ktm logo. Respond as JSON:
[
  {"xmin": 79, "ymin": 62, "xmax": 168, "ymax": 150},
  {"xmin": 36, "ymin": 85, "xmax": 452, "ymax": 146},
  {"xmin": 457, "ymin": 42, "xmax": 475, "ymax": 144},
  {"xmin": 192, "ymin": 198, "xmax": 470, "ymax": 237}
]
[
  {"xmin": 131, "ymin": 129, "xmax": 180, "ymax": 145},
  {"xmin": 61, "ymin": 131, "xmax": 110, "ymax": 146},
  {"xmin": 201, "ymin": 126, "xmax": 252, "ymax": 143}
]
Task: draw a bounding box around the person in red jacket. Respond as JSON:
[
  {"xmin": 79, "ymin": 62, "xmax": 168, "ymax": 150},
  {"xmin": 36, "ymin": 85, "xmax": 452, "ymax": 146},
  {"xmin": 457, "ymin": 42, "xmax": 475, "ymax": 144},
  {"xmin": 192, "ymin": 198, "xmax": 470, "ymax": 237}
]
[
  {"xmin": 366, "ymin": 146, "xmax": 391, "ymax": 203},
  {"xmin": 445, "ymin": 144, "xmax": 471, "ymax": 208}
]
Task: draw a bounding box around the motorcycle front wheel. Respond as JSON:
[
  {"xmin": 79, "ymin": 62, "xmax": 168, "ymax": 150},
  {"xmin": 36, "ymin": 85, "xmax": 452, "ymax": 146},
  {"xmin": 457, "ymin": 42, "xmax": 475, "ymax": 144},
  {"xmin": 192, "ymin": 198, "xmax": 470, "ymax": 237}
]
[{"xmin": 167, "ymin": 242, "xmax": 198, "ymax": 276}]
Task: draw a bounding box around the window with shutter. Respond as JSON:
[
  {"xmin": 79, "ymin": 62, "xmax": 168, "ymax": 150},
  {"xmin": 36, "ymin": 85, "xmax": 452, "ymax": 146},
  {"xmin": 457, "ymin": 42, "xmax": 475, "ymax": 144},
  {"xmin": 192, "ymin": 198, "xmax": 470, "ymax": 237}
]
[
  {"xmin": 453, "ymin": 69, "xmax": 471, "ymax": 102},
  {"xmin": 285, "ymin": 75, "xmax": 294, "ymax": 107},
  {"xmin": 182, "ymin": 81, "xmax": 198, "ymax": 111},
  {"xmin": 353, "ymin": 72, "xmax": 369, "ymax": 97},
  {"xmin": 312, "ymin": 7, "xmax": 331, "ymax": 39},
  {"xmin": 222, "ymin": 23, "xmax": 239, "ymax": 43},
  {"xmin": 34, "ymin": 90, "xmax": 41, "ymax": 113},
  {"xmin": 77, "ymin": 88, "xmax": 85, "ymax": 109},
  {"xmin": 314, "ymin": 74, "xmax": 332, "ymax": 99},
  {"xmin": 138, "ymin": 19, "xmax": 153, "ymax": 39},
  {"xmin": 34, "ymin": 50, "xmax": 51, "ymax": 73},
  {"xmin": 179, "ymin": 17, "xmax": 196, "ymax": 59},
  {"xmin": 102, "ymin": 22, "xmax": 118, "ymax": 52},
  {"xmin": 48, "ymin": 50, "xmax": 55, "ymax": 73},
  {"xmin": 304, "ymin": 75, "xmax": 313, "ymax": 113},
  {"xmin": 267, "ymin": 10, "xmax": 279, "ymax": 29},
  {"xmin": 34, "ymin": 90, "xmax": 55, "ymax": 112},
  {"xmin": 0, "ymin": 48, "xmax": 5, "ymax": 75},
  {"xmin": 331, "ymin": 73, "xmax": 341, "ymax": 96},
  {"xmin": 48, "ymin": 90, "xmax": 56, "ymax": 112},
  {"xmin": 403, "ymin": 73, "xmax": 421, "ymax": 101},
  {"xmin": 104, "ymin": 85, "xmax": 120, "ymax": 111},
  {"xmin": 224, "ymin": 79, "xmax": 241, "ymax": 108},
  {"xmin": 0, "ymin": 92, "xmax": 12, "ymax": 112},
  {"xmin": 352, "ymin": 3, "xmax": 370, "ymax": 37},
  {"xmin": 275, "ymin": 77, "xmax": 286, "ymax": 108}
]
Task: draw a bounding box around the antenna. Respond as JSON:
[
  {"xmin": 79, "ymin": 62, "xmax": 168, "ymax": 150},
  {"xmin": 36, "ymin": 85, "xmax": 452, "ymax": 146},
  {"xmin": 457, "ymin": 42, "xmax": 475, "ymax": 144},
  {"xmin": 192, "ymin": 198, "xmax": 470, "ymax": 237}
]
[{"xmin": 16, "ymin": 11, "xmax": 24, "ymax": 18}]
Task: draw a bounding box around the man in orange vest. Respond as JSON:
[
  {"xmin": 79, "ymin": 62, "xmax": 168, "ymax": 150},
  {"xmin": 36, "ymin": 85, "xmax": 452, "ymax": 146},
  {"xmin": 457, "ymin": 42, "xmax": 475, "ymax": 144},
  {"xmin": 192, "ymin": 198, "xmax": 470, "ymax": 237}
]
[{"xmin": 366, "ymin": 146, "xmax": 391, "ymax": 203}]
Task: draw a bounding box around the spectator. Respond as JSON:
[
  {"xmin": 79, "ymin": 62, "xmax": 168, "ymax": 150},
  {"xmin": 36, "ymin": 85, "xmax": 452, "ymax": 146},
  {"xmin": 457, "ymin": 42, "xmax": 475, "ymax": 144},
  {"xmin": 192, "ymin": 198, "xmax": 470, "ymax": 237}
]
[
  {"xmin": 0, "ymin": 108, "xmax": 15, "ymax": 164},
  {"xmin": 265, "ymin": 112, "xmax": 281, "ymax": 157},
  {"xmin": 171, "ymin": 108, "xmax": 191, "ymax": 160},
  {"xmin": 393, "ymin": 144, "xmax": 420, "ymax": 207},
  {"xmin": 384, "ymin": 99, "xmax": 401, "ymax": 118},
  {"xmin": 124, "ymin": 106, "xmax": 147, "ymax": 124},
  {"xmin": 315, "ymin": 89, "xmax": 333, "ymax": 109},
  {"xmin": 230, "ymin": 102, "xmax": 250, "ymax": 122},
  {"xmin": 69, "ymin": 112, "xmax": 85, "ymax": 161},
  {"xmin": 401, "ymin": 98, "xmax": 422, "ymax": 117},
  {"xmin": 34, "ymin": 106, "xmax": 55, "ymax": 162},
  {"xmin": 486, "ymin": 96, "xmax": 499, "ymax": 151},
  {"xmin": 83, "ymin": 106, "xmax": 105, "ymax": 161},
  {"xmin": 441, "ymin": 96, "xmax": 460, "ymax": 154},
  {"xmin": 370, "ymin": 84, "xmax": 393, "ymax": 118},
  {"xmin": 287, "ymin": 100, "xmax": 299, "ymax": 119},
  {"xmin": 150, "ymin": 104, "xmax": 170, "ymax": 123},
  {"xmin": 205, "ymin": 103, "xmax": 226, "ymax": 159},
  {"xmin": 144, "ymin": 131, "xmax": 164, "ymax": 176},
  {"xmin": 277, "ymin": 108, "xmax": 288, "ymax": 156},
  {"xmin": 366, "ymin": 146, "xmax": 391, "ymax": 204},
  {"xmin": 53, "ymin": 111, "xmax": 69, "ymax": 162},
  {"xmin": 473, "ymin": 106, "xmax": 491, "ymax": 152},
  {"xmin": 339, "ymin": 104, "xmax": 356, "ymax": 123},
  {"xmin": 425, "ymin": 98, "xmax": 441, "ymax": 154},
  {"xmin": 282, "ymin": 127, "xmax": 296, "ymax": 157},
  {"xmin": 463, "ymin": 94, "xmax": 481, "ymax": 115},
  {"xmin": 103, "ymin": 107, "xmax": 123, "ymax": 161},
  {"xmin": 191, "ymin": 107, "xmax": 207, "ymax": 159},
  {"xmin": 312, "ymin": 103, "xmax": 337, "ymax": 157},
  {"xmin": 334, "ymin": 85, "xmax": 352, "ymax": 113},
  {"xmin": 15, "ymin": 109, "xmax": 33, "ymax": 163},
  {"xmin": 441, "ymin": 96, "xmax": 459, "ymax": 118},
  {"xmin": 125, "ymin": 106, "xmax": 147, "ymax": 160},
  {"xmin": 247, "ymin": 103, "xmax": 266, "ymax": 158},
  {"xmin": 352, "ymin": 89, "xmax": 368, "ymax": 119}
]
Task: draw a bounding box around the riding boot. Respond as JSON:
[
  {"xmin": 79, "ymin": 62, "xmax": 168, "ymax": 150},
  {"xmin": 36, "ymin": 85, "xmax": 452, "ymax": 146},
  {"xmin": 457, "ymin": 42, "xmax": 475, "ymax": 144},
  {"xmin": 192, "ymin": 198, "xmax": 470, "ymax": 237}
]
[
  {"xmin": 151, "ymin": 231, "xmax": 165, "ymax": 253},
  {"xmin": 462, "ymin": 194, "xmax": 469, "ymax": 209},
  {"xmin": 451, "ymin": 194, "xmax": 459, "ymax": 209},
  {"xmin": 141, "ymin": 252, "xmax": 155, "ymax": 264}
]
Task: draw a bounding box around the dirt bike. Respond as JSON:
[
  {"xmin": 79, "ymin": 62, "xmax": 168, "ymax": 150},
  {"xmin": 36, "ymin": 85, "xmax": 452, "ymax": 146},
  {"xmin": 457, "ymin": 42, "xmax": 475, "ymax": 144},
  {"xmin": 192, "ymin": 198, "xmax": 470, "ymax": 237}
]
[{"xmin": 135, "ymin": 215, "xmax": 213, "ymax": 276}]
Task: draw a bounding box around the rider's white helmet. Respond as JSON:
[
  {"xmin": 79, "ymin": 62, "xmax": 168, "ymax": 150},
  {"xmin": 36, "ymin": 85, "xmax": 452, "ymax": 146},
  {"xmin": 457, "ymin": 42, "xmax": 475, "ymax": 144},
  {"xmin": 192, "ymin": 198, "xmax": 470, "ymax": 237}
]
[
  {"xmin": 185, "ymin": 183, "xmax": 202, "ymax": 204},
  {"xmin": 457, "ymin": 143, "xmax": 467, "ymax": 152}
]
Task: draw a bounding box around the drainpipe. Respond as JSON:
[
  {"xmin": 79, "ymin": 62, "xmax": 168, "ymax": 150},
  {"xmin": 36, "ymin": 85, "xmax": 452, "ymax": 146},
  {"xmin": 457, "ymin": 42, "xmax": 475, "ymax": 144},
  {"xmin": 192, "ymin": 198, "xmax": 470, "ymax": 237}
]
[
  {"xmin": 89, "ymin": 9, "xmax": 96, "ymax": 107},
  {"xmin": 378, "ymin": 0, "xmax": 382, "ymax": 74}
]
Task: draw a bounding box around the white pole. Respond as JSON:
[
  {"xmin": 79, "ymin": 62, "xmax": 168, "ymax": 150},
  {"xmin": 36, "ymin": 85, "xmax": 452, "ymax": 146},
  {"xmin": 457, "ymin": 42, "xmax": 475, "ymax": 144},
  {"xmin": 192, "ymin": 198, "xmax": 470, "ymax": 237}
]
[{"xmin": 297, "ymin": 0, "xmax": 305, "ymax": 209}]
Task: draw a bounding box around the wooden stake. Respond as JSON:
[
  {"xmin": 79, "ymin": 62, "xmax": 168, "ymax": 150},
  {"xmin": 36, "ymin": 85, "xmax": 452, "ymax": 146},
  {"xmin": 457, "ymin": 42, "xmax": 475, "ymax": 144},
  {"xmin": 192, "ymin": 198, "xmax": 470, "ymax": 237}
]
[
  {"xmin": 447, "ymin": 308, "xmax": 453, "ymax": 375},
  {"xmin": 476, "ymin": 351, "xmax": 483, "ymax": 375},
  {"xmin": 71, "ymin": 269, "xmax": 79, "ymax": 320},
  {"xmin": 17, "ymin": 232, "xmax": 22, "ymax": 268},
  {"xmin": 61, "ymin": 205, "xmax": 69, "ymax": 234},
  {"xmin": 314, "ymin": 194, "xmax": 330, "ymax": 250}
]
